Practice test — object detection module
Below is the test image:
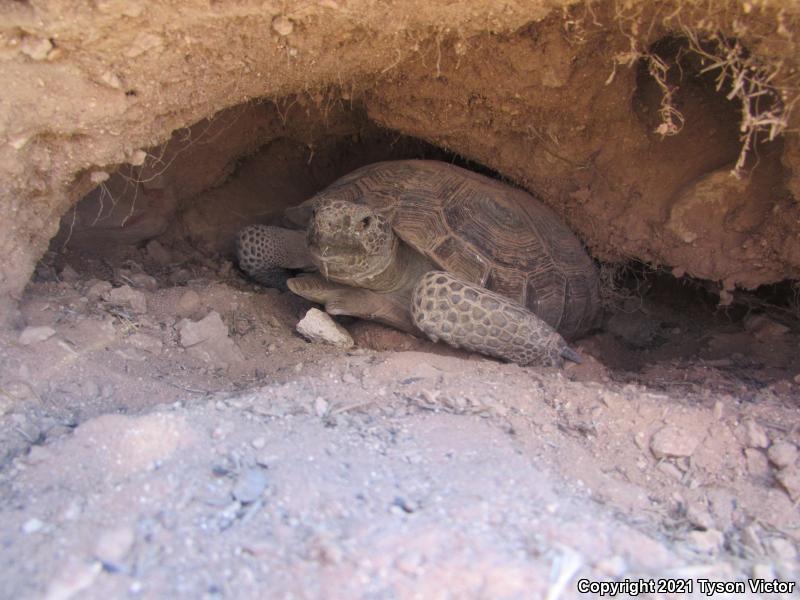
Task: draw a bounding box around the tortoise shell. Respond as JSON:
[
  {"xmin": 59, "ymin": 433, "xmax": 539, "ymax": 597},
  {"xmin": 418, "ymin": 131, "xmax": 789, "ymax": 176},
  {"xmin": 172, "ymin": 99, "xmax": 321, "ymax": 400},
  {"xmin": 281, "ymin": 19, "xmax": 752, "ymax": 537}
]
[{"xmin": 292, "ymin": 160, "xmax": 601, "ymax": 340}]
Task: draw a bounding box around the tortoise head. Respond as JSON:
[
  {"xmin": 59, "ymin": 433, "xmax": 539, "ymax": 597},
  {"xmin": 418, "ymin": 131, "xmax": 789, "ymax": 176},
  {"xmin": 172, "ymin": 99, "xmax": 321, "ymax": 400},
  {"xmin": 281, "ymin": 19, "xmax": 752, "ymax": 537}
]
[{"xmin": 306, "ymin": 199, "xmax": 398, "ymax": 286}]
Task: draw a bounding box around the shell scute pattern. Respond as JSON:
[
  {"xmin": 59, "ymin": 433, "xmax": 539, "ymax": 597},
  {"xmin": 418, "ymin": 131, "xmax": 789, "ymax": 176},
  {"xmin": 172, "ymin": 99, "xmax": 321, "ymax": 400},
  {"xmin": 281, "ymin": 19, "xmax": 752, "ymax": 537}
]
[{"xmin": 300, "ymin": 160, "xmax": 601, "ymax": 340}]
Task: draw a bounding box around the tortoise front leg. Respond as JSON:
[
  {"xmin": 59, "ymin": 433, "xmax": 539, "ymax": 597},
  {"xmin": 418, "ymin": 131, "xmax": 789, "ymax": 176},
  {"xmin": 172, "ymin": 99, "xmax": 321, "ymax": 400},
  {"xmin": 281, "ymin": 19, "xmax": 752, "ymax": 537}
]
[
  {"xmin": 236, "ymin": 225, "xmax": 314, "ymax": 289},
  {"xmin": 288, "ymin": 274, "xmax": 417, "ymax": 334},
  {"xmin": 410, "ymin": 271, "xmax": 581, "ymax": 367}
]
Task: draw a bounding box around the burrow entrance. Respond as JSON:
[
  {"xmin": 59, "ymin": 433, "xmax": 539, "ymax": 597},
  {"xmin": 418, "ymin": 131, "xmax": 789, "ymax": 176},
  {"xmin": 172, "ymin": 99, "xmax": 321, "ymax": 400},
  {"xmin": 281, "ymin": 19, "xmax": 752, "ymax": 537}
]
[{"xmin": 32, "ymin": 80, "xmax": 800, "ymax": 393}]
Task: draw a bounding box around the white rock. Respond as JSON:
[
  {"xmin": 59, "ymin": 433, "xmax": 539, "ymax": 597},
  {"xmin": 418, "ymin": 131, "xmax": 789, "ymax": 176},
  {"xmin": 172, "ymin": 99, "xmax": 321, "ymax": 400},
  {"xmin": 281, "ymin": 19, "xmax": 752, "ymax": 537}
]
[
  {"xmin": 22, "ymin": 518, "xmax": 44, "ymax": 533},
  {"xmin": 18, "ymin": 326, "xmax": 56, "ymax": 345},
  {"xmin": 650, "ymin": 425, "xmax": 699, "ymax": 459},
  {"xmin": 296, "ymin": 308, "xmax": 353, "ymax": 348}
]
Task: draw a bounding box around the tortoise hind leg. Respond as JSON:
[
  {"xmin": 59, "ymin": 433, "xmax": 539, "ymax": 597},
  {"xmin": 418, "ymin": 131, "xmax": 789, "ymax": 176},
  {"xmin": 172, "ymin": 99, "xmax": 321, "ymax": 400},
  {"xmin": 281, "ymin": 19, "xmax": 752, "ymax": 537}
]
[{"xmin": 411, "ymin": 271, "xmax": 580, "ymax": 367}]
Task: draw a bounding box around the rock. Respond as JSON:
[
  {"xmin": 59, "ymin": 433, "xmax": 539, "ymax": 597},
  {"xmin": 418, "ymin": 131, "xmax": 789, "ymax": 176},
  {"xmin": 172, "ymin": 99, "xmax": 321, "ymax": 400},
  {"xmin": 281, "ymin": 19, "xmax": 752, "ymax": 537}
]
[
  {"xmin": 22, "ymin": 518, "xmax": 44, "ymax": 533},
  {"xmin": 744, "ymin": 448, "xmax": 770, "ymax": 479},
  {"xmin": 177, "ymin": 311, "xmax": 243, "ymax": 368},
  {"xmin": 94, "ymin": 526, "xmax": 136, "ymax": 565},
  {"xmin": 169, "ymin": 268, "xmax": 192, "ymax": 285},
  {"xmin": 605, "ymin": 311, "xmax": 659, "ymax": 347},
  {"xmin": 688, "ymin": 529, "xmax": 724, "ymax": 554},
  {"xmin": 744, "ymin": 420, "xmax": 769, "ymax": 449},
  {"xmin": 744, "ymin": 314, "xmax": 790, "ymax": 340},
  {"xmin": 146, "ymin": 240, "xmax": 172, "ymax": 266},
  {"xmin": 296, "ymin": 308, "xmax": 354, "ymax": 348},
  {"xmin": 178, "ymin": 311, "xmax": 226, "ymax": 346},
  {"xmin": 775, "ymin": 465, "xmax": 800, "ymax": 502},
  {"xmin": 657, "ymin": 461, "xmax": 684, "ymax": 480},
  {"xmin": 232, "ymin": 468, "xmax": 268, "ymax": 504},
  {"xmin": 751, "ymin": 563, "xmax": 776, "ymax": 580},
  {"xmin": 395, "ymin": 551, "xmax": 423, "ymax": 575},
  {"xmin": 20, "ymin": 36, "xmax": 53, "ymax": 60},
  {"xmin": 594, "ymin": 555, "xmax": 627, "ymax": 578},
  {"xmin": 250, "ymin": 437, "xmax": 266, "ymax": 449},
  {"xmin": 128, "ymin": 273, "xmax": 158, "ymax": 291},
  {"xmin": 177, "ymin": 289, "xmax": 201, "ymax": 316},
  {"xmin": 767, "ymin": 441, "xmax": 798, "ymax": 469},
  {"xmin": 18, "ymin": 326, "xmax": 56, "ymax": 345},
  {"xmin": 314, "ymin": 396, "xmax": 329, "ymax": 417},
  {"xmin": 44, "ymin": 561, "xmax": 102, "ymax": 600},
  {"xmin": 104, "ymin": 285, "xmax": 147, "ymax": 314},
  {"xmin": 272, "ymin": 15, "xmax": 294, "ymax": 36},
  {"xmin": 127, "ymin": 333, "xmax": 163, "ymax": 355},
  {"xmin": 649, "ymin": 425, "xmax": 699, "ymax": 459},
  {"xmin": 59, "ymin": 265, "xmax": 79, "ymax": 282},
  {"xmin": 86, "ymin": 280, "xmax": 112, "ymax": 301},
  {"xmin": 685, "ymin": 503, "xmax": 715, "ymax": 530},
  {"xmin": 766, "ymin": 537, "xmax": 798, "ymax": 562}
]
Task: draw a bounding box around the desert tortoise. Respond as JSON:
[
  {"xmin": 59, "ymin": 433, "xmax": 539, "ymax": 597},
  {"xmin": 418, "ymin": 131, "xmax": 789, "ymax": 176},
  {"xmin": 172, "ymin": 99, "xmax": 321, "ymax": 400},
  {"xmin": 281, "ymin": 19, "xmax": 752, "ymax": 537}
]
[{"xmin": 237, "ymin": 160, "xmax": 602, "ymax": 365}]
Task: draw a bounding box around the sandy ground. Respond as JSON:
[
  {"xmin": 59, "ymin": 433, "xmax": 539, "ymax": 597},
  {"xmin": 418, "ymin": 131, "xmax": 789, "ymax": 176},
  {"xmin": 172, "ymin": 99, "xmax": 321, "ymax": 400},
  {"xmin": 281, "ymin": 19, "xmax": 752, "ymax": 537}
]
[{"xmin": 1, "ymin": 241, "xmax": 799, "ymax": 599}]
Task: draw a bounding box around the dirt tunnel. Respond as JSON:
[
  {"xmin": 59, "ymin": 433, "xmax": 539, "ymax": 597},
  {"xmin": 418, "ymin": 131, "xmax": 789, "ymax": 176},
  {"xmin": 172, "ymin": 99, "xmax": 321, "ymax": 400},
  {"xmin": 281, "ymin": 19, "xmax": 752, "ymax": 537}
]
[{"xmin": 2, "ymin": 1, "xmax": 800, "ymax": 597}]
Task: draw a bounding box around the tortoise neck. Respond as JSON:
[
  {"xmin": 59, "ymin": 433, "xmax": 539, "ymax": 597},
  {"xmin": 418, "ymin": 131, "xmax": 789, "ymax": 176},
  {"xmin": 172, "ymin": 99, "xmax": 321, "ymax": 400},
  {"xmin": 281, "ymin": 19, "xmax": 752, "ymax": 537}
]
[{"xmin": 356, "ymin": 241, "xmax": 434, "ymax": 294}]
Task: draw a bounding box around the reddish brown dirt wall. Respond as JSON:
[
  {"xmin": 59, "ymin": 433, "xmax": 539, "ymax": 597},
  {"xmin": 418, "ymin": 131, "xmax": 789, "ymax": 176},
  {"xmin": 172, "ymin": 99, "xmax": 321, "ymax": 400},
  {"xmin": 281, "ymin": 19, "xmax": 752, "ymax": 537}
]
[{"xmin": 1, "ymin": 0, "xmax": 799, "ymax": 321}]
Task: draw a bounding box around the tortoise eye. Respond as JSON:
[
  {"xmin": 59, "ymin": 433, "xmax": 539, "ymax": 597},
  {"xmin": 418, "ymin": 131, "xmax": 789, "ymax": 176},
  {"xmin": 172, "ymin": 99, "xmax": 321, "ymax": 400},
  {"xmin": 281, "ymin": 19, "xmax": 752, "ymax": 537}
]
[{"xmin": 359, "ymin": 216, "xmax": 371, "ymax": 229}]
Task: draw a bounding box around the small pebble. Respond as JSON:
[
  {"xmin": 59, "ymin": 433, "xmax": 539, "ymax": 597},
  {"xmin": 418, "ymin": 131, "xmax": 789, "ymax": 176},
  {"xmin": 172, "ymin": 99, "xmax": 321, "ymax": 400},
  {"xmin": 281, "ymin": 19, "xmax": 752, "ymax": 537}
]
[
  {"xmin": 775, "ymin": 465, "xmax": 800, "ymax": 502},
  {"xmin": 177, "ymin": 289, "xmax": 201, "ymax": 316},
  {"xmin": 251, "ymin": 437, "xmax": 266, "ymax": 449},
  {"xmin": 232, "ymin": 468, "xmax": 268, "ymax": 504},
  {"xmin": 767, "ymin": 441, "xmax": 798, "ymax": 469},
  {"xmin": 650, "ymin": 425, "xmax": 699, "ymax": 459},
  {"xmin": 22, "ymin": 518, "xmax": 44, "ymax": 533},
  {"xmin": 94, "ymin": 526, "xmax": 136, "ymax": 564},
  {"xmin": 87, "ymin": 280, "xmax": 112, "ymax": 301},
  {"xmin": 18, "ymin": 326, "xmax": 56, "ymax": 346},
  {"xmin": 595, "ymin": 555, "xmax": 627, "ymax": 578},
  {"xmin": 395, "ymin": 551, "xmax": 423, "ymax": 575},
  {"xmin": 685, "ymin": 503, "xmax": 715, "ymax": 530},
  {"xmin": 314, "ymin": 396, "xmax": 329, "ymax": 417},
  {"xmin": 104, "ymin": 285, "xmax": 148, "ymax": 314},
  {"xmin": 766, "ymin": 537, "xmax": 798, "ymax": 562},
  {"xmin": 688, "ymin": 529, "xmax": 724, "ymax": 554},
  {"xmin": 751, "ymin": 563, "xmax": 775, "ymax": 580},
  {"xmin": 272, "ymin": 15, "xmax": 294, "ymax": 36},
  {"xmin": 744, "ymin": 420, "xmax": 769, "ymax": 449}
]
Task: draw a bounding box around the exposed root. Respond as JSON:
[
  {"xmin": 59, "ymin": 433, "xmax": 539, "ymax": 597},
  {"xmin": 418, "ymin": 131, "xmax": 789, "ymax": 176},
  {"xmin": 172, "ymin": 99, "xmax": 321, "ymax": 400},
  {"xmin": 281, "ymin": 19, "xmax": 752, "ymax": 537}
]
[
  {"xmin": 607, "ymin": 0, "xmax": 798, "ymax": 177},
  {"xmin": 598, "ymin": 261, "xmax": 646, "ymax": 313}
]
